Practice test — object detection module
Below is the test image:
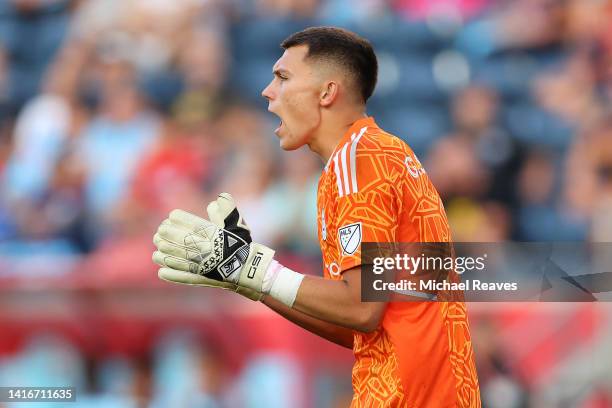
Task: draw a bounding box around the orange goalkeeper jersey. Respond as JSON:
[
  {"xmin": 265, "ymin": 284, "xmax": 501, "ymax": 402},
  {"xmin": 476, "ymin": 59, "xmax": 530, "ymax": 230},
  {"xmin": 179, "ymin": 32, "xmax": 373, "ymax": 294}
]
[{"xmin": 317, "ymin": 117, "xmax": 480, "ymax": 407}]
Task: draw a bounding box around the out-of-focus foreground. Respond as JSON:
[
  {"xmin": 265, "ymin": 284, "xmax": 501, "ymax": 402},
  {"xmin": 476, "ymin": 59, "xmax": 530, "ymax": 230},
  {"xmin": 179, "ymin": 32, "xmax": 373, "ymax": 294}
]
[{"xmin": 0, "ymin": 0, "xmax": 611, "ymax": 407}]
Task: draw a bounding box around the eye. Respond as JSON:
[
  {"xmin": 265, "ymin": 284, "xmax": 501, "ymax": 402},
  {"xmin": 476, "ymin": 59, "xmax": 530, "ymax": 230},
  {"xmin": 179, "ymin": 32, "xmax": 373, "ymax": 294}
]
[{"xmin": 274, "ymin": 71, "xmax": 288, "ymax": 82}]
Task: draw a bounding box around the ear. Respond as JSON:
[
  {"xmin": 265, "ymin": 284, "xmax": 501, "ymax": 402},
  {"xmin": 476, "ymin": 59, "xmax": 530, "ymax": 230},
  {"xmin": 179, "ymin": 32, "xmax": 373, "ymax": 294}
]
[{"xmin": 320, "ymin": 81, "xmax": 339, "ymax": 107}]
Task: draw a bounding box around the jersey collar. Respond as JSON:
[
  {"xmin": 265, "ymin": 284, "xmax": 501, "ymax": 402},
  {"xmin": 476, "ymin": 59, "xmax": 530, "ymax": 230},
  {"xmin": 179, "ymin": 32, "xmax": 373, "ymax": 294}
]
[{"xmin": 324, "ymin": 116, "xmax": 376, "ymax": 172}]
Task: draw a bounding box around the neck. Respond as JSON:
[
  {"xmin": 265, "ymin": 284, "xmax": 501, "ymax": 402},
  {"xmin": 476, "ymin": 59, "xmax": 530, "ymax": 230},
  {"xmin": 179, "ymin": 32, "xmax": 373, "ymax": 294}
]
[{"xmin": 308, "ymin": 108, "xmax": 367, "ymax": 162}]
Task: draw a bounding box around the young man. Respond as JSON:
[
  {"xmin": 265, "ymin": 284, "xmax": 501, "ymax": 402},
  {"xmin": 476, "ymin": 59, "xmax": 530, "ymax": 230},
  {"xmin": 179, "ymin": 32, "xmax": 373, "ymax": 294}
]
[{"xmin": 153, "ymin": 27, "xmax": 480, "ymax": 407}]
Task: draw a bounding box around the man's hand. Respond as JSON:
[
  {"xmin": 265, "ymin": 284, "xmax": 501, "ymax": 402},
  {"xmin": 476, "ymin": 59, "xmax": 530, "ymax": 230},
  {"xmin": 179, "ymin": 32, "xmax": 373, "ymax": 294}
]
[
  {"xmin": 157, "ymin": 265, "xmax": 263, "ymax": 301},
  {"xmin": 152, "ymin": 193, "xmax": 274, "ymax": 299}
]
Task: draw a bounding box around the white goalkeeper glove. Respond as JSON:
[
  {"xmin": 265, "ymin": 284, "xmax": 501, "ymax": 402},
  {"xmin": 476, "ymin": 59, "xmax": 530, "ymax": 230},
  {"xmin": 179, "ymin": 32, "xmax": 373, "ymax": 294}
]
[{"xmin": 152, "ymin": 193, "xmax": 304, "ymax": 306}]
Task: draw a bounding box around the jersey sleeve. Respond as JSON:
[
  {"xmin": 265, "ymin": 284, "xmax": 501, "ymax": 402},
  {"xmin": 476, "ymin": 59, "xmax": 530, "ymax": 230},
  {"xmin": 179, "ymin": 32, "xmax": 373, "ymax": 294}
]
[{"xmin": 333, "ymin": 145, "xmax": 400, "ymax": 273}]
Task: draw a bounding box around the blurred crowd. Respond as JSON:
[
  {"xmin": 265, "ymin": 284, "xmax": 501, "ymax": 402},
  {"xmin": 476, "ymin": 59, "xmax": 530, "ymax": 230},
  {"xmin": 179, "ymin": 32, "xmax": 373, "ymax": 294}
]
[
  {"xmin": 0, "ymin": 329, "xmax": 351, "ymax": 408},
  {"xmin": 0, "ymin": 0, "xmax": 612, "ymax": 407}
]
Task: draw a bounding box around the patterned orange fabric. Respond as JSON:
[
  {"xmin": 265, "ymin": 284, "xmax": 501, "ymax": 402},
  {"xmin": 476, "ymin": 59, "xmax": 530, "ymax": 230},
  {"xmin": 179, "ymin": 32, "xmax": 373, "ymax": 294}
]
[{"xmin": 317, "ymin": 117, "xmax": 480, "ymax": 407}]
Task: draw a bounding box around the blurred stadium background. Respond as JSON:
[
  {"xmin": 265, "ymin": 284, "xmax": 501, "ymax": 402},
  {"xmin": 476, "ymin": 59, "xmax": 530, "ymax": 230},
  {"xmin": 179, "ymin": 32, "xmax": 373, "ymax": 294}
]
[{"xmin": 0, "ymin": 0, "xmax": 611, "ymax": 407}]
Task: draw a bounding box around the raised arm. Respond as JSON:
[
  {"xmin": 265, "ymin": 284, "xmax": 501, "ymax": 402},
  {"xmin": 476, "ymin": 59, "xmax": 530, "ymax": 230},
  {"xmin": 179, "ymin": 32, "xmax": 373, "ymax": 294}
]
[{"xmin": 152, "ymin": 193, "xmax": 385, "ymax": 344}]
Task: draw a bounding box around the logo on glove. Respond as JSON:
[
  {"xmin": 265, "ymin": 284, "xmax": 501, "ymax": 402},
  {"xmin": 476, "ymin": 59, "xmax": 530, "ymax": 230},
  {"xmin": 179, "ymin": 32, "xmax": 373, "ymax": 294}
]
[{"xmin": 248, "ymin": 251, "xmax": 265, "ymax": 279}]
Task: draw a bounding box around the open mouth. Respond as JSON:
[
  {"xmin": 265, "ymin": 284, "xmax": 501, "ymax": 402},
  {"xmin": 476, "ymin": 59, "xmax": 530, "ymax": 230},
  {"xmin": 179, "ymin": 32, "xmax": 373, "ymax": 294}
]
[
  {"xmin": 268, "ymin": 108, "xmax": 283, "ymax": 135},
  {"xmin": 274, "ymin": 120, "xmax": 283, "ymax": 134}
]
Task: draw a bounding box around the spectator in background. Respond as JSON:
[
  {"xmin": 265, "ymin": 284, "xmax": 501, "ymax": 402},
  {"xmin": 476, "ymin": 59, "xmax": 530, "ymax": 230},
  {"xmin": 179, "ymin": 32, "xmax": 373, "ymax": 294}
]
[
  {"xmin": 252, "ymin": 0, "xmax": 320, "ymax": 19},
  {"xmin": 172, "ymin": 28, "xmax": 230, "ymax": 123},
  {"xmin": 2, "ymin": 37, "xmax": 89, "ymax": 205},
  {"xmin": 565, "ymin": 119, "xmax": 612, "ymax": 241},
  {"xmin": 205, "ymin": 103, "xmax": 287, "ymax": 247},
  {"xmin": 267, "ymin": 147, "xmax": 320, "ymax": 255},
  {"xmin": 0, "ymin": 35, "xmax": 90, "ymax": 254},
  {"xmin": 515, "ymin": 149, "xmax": 561, "ymax": 241},
  {"xmin": 426, "ymin": 85, "xmax": 518, "ymax": 240},
  {"xmin": 427, "ymin": 85, "xmax": 496, "ymax": 199},
  {"xmin": 68, "ymin": 0, "xmax": 206, "ymax": 70},
  {"xmin": 0, "ymin": 46, "xmax": 9, "ymax": 120},
  {"xmin": 452, "ymin": 85, "xmax": 523, "ymax": 205},
  {"xmin": 591, "ymin": 162, "xmax": 612, "ymax": 242},
  {"xmin": 0, "ymin": 119, "xmax": 16, "ymax": 240},
  {"xmin": 74, "ymin": 56, "xmax": 161, "ymax": 244},
  {"xmin": 0, "ymin": 0, "xmax": 72, "ymax": 114},
  {"xmin": 532, "ymin": 52, "xmax": 604, "ymax": 134},
  {"xmin": 319, "ymin": 0, "xmax": 390, "ymax": 25},
  {"xmin": 151, "ymin": 331, "xmax": 232, "ymax": 408},
  {"xmin": 473, "ymin": 319, "xmax": 528, "ymax": 408},
  {"xmin": 7, "ymin": 146, "xmax": 88, "ymax": 252},
  {"xmin": 218, "ymin": 141, "xmax": 282, "ymax": 247},
  {"xmin": 457, "ymin": 0, "xmax": 564, "ymax": 58},
  {"xmin": 129, "ymin": 116, "xmax": 221, "ymax": 222},
  {"xmin": 393, "ymin": 0, "xmax": 490, "ymax": 21},
  {"xmin": 2, "ymin": 84, "xmax": 74, "ymax": 205}
]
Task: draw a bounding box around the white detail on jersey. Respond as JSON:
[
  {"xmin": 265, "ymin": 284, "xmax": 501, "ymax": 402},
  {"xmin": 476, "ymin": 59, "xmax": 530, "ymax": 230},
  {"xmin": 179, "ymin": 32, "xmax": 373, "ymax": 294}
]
[
  {"xmin": 324, "ymin": 146, "xmax": 335, "ymax": 173},
  {"xmin": 330, "ymin": 125, "xmax": 368, "ymax": 198},
  {"xmin": 321, "ymin": 208, "xmax": 327, "ymax": 241},
  {"xmin": 326, "ymin": 262, "xmax": 341, "ymax": 277},
  {"xmin": 333, "ymin": 150, "xmax": 344, "ymax": 196},
  {"xmin": 350, "ymin": 126, "xmax": 368, "ymax": 194},
  {"xmin": 405, "ymin": 155, "xmax": 426, "ymax": 178},
  {"xmin": 340, "ymin": 143, "xmax": 350, "ymax": 196}
]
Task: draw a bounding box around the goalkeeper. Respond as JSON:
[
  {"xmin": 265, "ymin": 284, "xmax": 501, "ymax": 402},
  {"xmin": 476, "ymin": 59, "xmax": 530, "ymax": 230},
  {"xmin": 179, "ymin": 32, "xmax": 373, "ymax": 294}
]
[{"xmin": 153, "ymin": 27, "xmax": 480, "ymax": 407}]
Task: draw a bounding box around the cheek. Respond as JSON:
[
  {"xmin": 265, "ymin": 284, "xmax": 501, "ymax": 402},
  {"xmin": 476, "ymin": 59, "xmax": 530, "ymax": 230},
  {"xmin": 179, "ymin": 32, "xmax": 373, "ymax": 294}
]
[{"xmin": 283, "ymin": 91, "xmax": 319, "ymax": 128}]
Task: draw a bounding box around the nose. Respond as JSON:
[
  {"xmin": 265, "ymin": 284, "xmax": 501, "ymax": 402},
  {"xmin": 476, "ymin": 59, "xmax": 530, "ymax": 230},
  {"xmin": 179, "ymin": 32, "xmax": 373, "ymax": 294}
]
[{"xmin": 261, "ymin": 80, "xmax": 274, "ymax": 101}]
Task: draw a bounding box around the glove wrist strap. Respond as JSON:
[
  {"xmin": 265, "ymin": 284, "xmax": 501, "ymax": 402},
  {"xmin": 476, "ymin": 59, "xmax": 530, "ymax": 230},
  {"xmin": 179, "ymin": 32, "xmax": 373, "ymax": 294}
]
[
  {"xmin": 237, "ymin": 243, "xmax": 304, "ymax": 308},
  {"xmin": 268, "ymin": 264, "xmax": 304, "ymax": 307},
  {"xmin": 262, "ymin": 260, "xmax": 283, "ymax": 293},
  {"xmin": 237, "ymin": 243, "xmax": 274, "ymax": 290}
]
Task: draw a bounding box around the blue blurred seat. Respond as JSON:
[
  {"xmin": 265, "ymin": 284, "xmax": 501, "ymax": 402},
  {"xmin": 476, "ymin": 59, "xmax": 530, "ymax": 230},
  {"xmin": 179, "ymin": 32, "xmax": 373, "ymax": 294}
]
[
  {"xmin": 394, "ymin": 53, "xmax": 445, "ymax": 102},
  {"xmin": 503, "ymin": 103, "xmax": 574, "ymax": 150},
  {"xmin": 370, "ymin": 51, "xmax": 447, "ymax": 104},
  {"xmin": 529, "ymin": 47, "xmax": 568, "ymax": 70},
  {"xmin": 372, "ymin": 104, "xmax": 450, "ymax": 155},
  {"xmin": 152, "ymin": 331, "xmax": 210, "ymax": 407},
  {"xmin": 0, "ymin": 1, "xmax": 70, "ymax": 110},
  {"xmin": 138, "ymin": 70, "xmax": 184, "ymax": 113},
  {"xmin": 0, "ymin": 334, "xmax": 86, "ymax": 389},
  {"xmin": 343, "ymin": 18, "xmax": 452, "ymax": 54},
  {"xmin": 230, "ymin": 18, "xmax": 317, "ymax": 61},
  {"xmin": 471, "ymin": 54, "xmax": 540, "ymax": 101},
  {"xmin": 517, "ymin": 205, "xmax": 587, "ymax": 241},
  {"xmin": 230, "ymin": 58, "xmax": 274, "ymax": 107},
  {"xmin": 238, "ymin": 353, "xmax": 302, "ymax": 408}
]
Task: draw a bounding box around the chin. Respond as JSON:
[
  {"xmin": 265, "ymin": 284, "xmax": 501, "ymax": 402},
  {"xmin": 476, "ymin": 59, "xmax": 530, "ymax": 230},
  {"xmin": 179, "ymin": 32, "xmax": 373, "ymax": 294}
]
[
  {"xmin": 278, "ymin": 133, "xmax": 301, "ymax": 151},
  {"xmin": 279, "ymin": 139, "xmax": 301, "ymax": 151}
]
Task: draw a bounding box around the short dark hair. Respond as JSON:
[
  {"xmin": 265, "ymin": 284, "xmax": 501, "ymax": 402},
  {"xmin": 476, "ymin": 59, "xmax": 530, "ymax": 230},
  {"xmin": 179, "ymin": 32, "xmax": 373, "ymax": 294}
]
[{"xmin": 281, "ymin": 26, "xmax": 378, "ymax": 103}]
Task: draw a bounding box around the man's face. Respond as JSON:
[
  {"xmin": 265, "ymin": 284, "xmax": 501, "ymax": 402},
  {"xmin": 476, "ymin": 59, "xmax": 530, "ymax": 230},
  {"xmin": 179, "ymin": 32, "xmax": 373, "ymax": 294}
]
[{"xmin": 261, "ymin": 45, "xmax": 322, "ymax": 150}]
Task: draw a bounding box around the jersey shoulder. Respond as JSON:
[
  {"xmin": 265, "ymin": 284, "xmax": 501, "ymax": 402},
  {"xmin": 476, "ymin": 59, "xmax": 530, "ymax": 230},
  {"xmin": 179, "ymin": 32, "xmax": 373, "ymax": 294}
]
[
  {"xmin": 324, "ymin": 122, "xmax": 418, "ymax": 198},
  {"xmin": 352, "ymin": 126, "xmax": 415, "ymax": 185}
]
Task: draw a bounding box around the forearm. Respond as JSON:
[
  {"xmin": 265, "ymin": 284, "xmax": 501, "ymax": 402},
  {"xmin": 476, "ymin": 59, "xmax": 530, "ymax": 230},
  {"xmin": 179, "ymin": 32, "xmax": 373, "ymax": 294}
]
[
  {"xmin": 263, "ymin": 295, "xmax": 354, "ymax": 349},
  {"xmin": 291, "ymin": 275, "xmax": 383, "ymax": 332}
]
